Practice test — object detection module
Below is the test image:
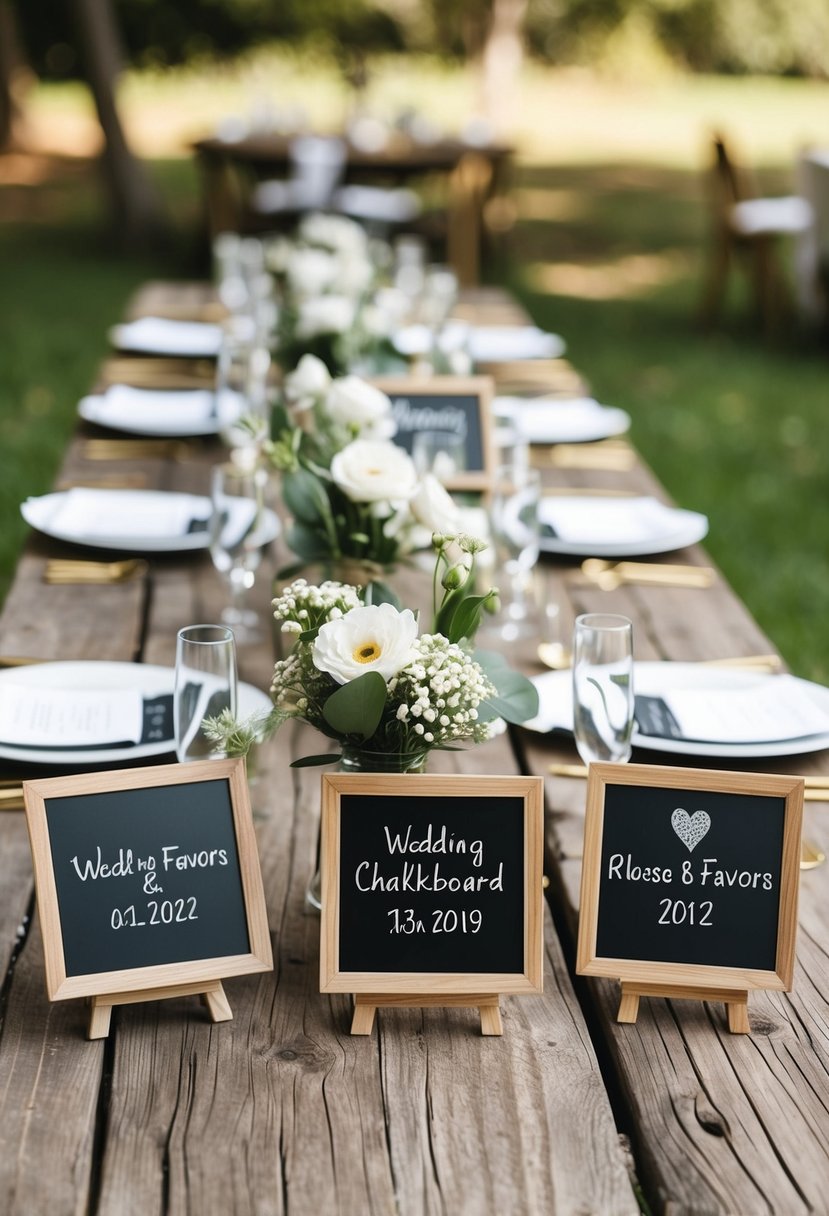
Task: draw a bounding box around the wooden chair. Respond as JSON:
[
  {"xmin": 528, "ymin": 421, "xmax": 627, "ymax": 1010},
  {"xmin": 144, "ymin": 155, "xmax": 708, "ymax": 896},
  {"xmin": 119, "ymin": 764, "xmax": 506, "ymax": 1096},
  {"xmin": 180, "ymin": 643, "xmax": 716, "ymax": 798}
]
[{"xmin": 699, "ymin": 133, "xmax": 812, "ymax": 335}]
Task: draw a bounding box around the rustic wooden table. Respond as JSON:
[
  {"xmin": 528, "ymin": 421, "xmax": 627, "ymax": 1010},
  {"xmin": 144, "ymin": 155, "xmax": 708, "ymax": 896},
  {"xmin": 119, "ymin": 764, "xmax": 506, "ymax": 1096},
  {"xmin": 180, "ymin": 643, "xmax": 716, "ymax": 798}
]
[{"xmin": 0, "ymin": 283, "xmax": 827, "ymax": 1215}]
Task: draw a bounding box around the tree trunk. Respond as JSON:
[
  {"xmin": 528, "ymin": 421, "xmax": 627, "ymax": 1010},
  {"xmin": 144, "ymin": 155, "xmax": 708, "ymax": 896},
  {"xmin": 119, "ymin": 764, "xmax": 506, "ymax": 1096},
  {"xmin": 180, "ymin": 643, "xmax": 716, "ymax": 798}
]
[
  {"xmin": 69, "ymin": 0, "xmax": 167, "ymax": 249},
  {"xmin": 480, "ymin": 0, "xmax": 528, "ymax": 134},
  {"xmin": 0, "ymin": 0, "xmax": 25, "ymax": 150}
]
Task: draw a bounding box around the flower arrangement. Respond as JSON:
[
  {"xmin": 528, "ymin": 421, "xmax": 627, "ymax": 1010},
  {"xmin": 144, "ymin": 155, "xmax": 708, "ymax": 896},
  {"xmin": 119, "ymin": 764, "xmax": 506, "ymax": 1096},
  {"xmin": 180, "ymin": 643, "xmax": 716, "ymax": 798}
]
[
  {"xmin": 266, "ymin": 357, "xmax": 463, "ymax": 579},
  {"xmin": 205, "ymin": 536, "xmax": 538, "ymax": 767},
  {"xmin": 265, "ymin": 214, "xmax": 405, "ymax": 377}
]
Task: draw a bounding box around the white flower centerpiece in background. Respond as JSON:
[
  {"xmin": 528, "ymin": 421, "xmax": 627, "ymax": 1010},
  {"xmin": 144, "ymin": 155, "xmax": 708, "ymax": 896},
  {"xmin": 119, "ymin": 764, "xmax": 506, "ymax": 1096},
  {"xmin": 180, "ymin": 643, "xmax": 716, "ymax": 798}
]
[
  {"xmin": 266, "ymin": 358, "xmax": 462, "ymax": 582},
  {"xmin": 204, "ymin": 534, "xmax": 539, "ymax": 771},
  {"xmin": 264, "ymin": 214, "xmax": 405, "ymax": 377}
]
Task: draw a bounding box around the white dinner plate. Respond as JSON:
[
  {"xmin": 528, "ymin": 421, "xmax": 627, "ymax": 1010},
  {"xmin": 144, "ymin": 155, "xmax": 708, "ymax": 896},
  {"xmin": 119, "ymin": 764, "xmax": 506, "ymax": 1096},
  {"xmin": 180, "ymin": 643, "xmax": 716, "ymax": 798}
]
[
  {"xmin": 21, "ymin": 490, "xmax": 280, "ymax": 554},
  {"xmin": 525, "ymin": 661, "xmax": 829, "ymax": 758},
  {"xmin": 538, "ymin": 496, "xmax": 708, "ymax": 558},
  {"xmin": 493, "ymin": 396, "xmax": 631, "ymax": 445},
  {"xmin": 78, "ymin": 387, "xmax": 243, "ymax": 438},
  {"xmin": 0, "ymin": 661, "xmax": 272, "ymax": 766},
  {"xmin": 109, "ymin": 317, "xmax": 223, "ymax": 358}
]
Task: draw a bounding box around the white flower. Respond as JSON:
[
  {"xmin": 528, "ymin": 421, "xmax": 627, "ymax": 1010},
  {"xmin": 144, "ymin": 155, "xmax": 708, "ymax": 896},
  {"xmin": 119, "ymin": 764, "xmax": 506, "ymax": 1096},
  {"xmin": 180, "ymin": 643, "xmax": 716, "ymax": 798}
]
[
  {"xmin": 300, "ymin": 213, "xmax": 368, "ymax": 257},
  {"xmin": 296, "ymin": 295, "xmax": 355, "ymax": 338},
  {"xmin": 410, "ymin": 473, "xmax": 463, "ymax": 535},
  {"xmin": 332, "ymin": 253, "xmax": 373, "ymax": 298},
  {"xmin": 326, "ymin": 376, "xmax": 393, "ymax": 433},
  {"xmin": 331, "ymin": 439, "xmax": 418, "ymax": 503},
  {"xmin": 312, "ymin": 603, "xmax": 418, "ymax": 684},
  {"xmin": 285, "ymin": 247, "xmax": 338, "ymax": 298},
  {"xmin": 284, "ymin": 354, "xmax": 331, "ymax": 409}
]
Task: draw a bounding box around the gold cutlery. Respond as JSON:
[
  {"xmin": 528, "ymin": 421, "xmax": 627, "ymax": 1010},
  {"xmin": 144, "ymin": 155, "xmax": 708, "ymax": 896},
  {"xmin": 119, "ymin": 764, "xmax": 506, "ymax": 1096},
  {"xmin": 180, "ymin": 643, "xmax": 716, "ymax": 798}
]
[
  {"xmin": 44, "ymin": 558, "xmax": 148, "ymax": 585},
  {"xmin": 82, "ymin": 438, "xmax": 195, "ymax": 461},
  {"xmin": 800, "ymin": 840, "xmax": 826, "ymax": 869},
  {"xmin": 700, "ymin": 654, "xmax": 784, "ymax": 672},
  {"xmin": 580, "ymin": 559, "xmax": 716, "ymax": 590},
  {"xmin": 57, "ymin": 473, "xmax": 149, "ymax": 491},
  {"xmin": 0, "ymin": 655, "xmax": 46, "ymax": 667},
  {"xmin": 538, "ymin": 444, "xmax": 637, "ymax": 472},
  {"xmin": 0, "ymin": 787, "xmax": 25, "ymax": 811}
]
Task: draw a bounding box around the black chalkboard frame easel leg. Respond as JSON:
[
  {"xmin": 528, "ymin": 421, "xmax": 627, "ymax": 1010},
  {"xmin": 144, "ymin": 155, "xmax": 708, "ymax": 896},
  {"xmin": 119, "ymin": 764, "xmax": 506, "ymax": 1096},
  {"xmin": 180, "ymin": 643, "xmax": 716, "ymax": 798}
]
[
  {"xmin": 351, "ymin": 993, "xmax": 503, "ymax": 1036},
  {"xmin": 87, "ymin": 980, "xmax": 233, "ymax": 1039},
  {"xmin": 616, "ymin": 982, "xmax": 750, "ymax": 1034}
]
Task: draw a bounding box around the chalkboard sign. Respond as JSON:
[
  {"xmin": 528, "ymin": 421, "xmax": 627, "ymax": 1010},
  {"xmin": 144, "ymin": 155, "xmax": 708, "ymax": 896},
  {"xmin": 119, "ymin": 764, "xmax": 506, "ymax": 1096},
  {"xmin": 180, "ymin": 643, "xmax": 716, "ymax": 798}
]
[
  {"xmin": 577, "ymin": 763, "xmax": 803, "ymax": 1001},
  {"xmin": 24, "ymin": 758, "xmax": 272, "ymax": 1028},
  {"xmin": 371, "ymin": 376, "xmax": 494, "ymax": 490},
  {"xmin": 320, "ymin": 773, "xmax": 543, "ymax": 1023}
]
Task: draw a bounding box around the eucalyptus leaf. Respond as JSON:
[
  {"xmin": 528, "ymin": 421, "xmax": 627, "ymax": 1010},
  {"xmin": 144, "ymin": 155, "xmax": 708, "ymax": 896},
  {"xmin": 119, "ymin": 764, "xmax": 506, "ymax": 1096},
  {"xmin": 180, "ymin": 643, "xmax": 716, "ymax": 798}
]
[
  {"xmin": 283, "ymin": 467, "xmax": 332, "ymax": 524},
  {"xmin": 363, "ymin": 580, "xmax": 401, "ymax": 609},
  {"xmin": 446, "ymin": 593, "xmax": 490, "ymax": 644},
  {"xmin": 286, "ymin": 522, "xmax": 328, "ymax": 563},
  {"xmin": 322, "ymin": 671, "xmax": 387, "ymax": 740},
  {"xmin": 475, "ymin": 648, "xmax": 539, "ymax": 725},
  {"xmin": 290, "ymin": 753, "xmax": 343, "ymax": 768}
]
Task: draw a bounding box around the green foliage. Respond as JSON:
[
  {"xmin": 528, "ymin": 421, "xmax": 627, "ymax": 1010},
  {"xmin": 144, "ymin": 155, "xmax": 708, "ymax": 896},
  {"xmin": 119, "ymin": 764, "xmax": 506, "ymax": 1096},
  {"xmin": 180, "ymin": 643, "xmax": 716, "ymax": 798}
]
[
  {"xmin": 322, "ymin": 671, "xmax": 388, "ymax": 739},
  {"xmin": 475, "ymin": 650, "xmax": 540, "ymax": 724}
]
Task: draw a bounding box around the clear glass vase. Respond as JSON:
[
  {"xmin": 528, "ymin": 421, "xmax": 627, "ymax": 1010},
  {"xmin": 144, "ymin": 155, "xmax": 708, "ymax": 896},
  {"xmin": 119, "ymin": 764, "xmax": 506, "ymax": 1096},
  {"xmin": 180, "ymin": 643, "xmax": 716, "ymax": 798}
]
[{"xmin": 306, "ymin": 746, "xmax": 429, "ymax": 912}]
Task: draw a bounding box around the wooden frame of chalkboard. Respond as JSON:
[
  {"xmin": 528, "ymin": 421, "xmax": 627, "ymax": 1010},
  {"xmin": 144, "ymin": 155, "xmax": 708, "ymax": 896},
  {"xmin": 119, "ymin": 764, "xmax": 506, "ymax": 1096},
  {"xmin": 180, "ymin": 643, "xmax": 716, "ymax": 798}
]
[
  {"xmin": 370, "ymin": 376, "xmax": 494, "ymax": 490},
  {"xmin": 576, "ymin": 762, "xmax": 803, "ymax": 1034},
  {"xmin": 23, "ymin": 758, "xmax": 272, "ymax": 1038},
  {"xmin": 319, "ymin": 772, "xmax": 544, "ymax": 1036}
]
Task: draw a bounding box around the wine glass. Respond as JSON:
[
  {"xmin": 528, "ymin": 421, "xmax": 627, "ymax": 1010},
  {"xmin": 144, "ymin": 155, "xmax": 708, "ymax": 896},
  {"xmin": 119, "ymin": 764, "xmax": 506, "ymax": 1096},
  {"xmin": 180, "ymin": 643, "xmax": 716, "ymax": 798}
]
[
  {"xmin": 215, "ymin": 325, "xmax": 271, "ymax": 470},
  {"xmin": 411, "ymin": 428, "xmax": 467, "ymax": 483},
  {"xmin": 174, "ymin": 625, "xmax": 238, "ymax": 763},
  {"xmin": 572, "ymin": 614, "xmax": 634, "ymax": 766},
  {"xmin": 489, "ymin": 462, "xmax": 541, "ymax": 639},
  {"xmin": 209, "ymin": 463, "xmax": 267, "ymax": 643}
]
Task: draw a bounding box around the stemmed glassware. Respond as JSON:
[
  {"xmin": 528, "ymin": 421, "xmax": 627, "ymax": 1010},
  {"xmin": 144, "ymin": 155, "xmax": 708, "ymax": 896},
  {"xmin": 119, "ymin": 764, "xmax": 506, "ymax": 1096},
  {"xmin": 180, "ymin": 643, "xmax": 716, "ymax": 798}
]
[
  {"xmin": 209, "ymin": 463, "xmax": 266, "ymax": 643},
  {"xmin": 174, "ymin": 625, "xmax": 238, "ymax": 763},
  {"xmin": 215, "ymin": 325, "xmax": 271, "ymax": 470},
  {"xmin": 572, "ymin": 614, "xmax": 634, "ymax": 765},
  {"xmin": 489, "ymin": 461, "xmax": 542, "ymax": 639}
]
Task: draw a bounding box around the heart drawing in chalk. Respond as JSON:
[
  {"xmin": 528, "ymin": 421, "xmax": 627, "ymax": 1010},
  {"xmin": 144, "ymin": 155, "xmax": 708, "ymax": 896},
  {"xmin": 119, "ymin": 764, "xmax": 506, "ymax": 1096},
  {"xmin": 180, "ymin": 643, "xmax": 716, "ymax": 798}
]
[{"xmin": 671, "ymin": 808, "xmax": 711, "ymax": 852}]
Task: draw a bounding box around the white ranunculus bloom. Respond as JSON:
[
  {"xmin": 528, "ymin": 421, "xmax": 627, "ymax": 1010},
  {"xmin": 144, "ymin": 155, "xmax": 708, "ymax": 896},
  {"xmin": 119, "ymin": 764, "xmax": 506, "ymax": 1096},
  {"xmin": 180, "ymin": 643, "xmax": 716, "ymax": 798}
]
[
  {"xmin": 300, "ymin": 213, "xmax": 368, "ymax": 258},
  {"xmin": 285, "ymin": 247, "xmax": 338, "ymax": 298},
  {"xmin": 312, "ymin": 602, "xmax": 418, "ymax": 684},
  {"xmin": 326, "ymin": 376, "xmax": 392, "ymax": 430},
  {"xmin": 333, "ymin": 253, "xmax": 374, "ymax": 298},
  {"xmin": 295, "ymin": 295, "xmax": 356, "ymax": 338},
  {"xmin": 410, "ymin": 473, "xmax": 464, "ymax": 534},
  {"xmin": 331, "ymin": 439, "xmax": 418, "ymax": 503},
  {"xmin": 284, "ymin": 354, "xmax": 331, "ymax": 407}
]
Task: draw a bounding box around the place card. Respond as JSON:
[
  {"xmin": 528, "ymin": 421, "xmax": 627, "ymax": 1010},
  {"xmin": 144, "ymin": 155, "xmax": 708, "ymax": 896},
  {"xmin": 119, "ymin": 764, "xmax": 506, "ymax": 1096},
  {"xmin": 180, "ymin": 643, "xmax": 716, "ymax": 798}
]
[
  {"xmin": 636, "ymin": 675, "xmax": 829, "ymax": 744},
  {"xmin": 47, "ymin": 489, "xmax": 206, "ymax": 540},
  {"xmin": 0, "ymin": 683, "xmax": 144, "ymax": 747}
]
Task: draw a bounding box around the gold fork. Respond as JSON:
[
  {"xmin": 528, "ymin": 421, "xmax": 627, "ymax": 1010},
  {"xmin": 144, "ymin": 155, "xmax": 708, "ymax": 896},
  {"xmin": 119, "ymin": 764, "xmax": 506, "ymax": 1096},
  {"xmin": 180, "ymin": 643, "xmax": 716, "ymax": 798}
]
[
  {"xmin": 580, "ymin": 559, "xmax": 716, "ymax": 590},
  {"xmin": 82, "ymin": 438, "xmax": 194, "ymax": 461},
  {"xmin": 44, "ymin": 558, "xmax": 148, "ymax": 585}
]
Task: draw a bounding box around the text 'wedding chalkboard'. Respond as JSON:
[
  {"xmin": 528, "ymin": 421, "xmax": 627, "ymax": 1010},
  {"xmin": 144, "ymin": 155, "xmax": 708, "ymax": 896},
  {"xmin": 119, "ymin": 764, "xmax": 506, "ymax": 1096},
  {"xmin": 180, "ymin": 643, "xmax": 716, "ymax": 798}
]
[
  {"xmin": 577, "ymin": 763, "xmax": 803, "ymax": 993},
  {"xmin": 24, "ymin": 759, "xmax": 272, "ymax": 1005},
  {"xmin": 371, "ymin": 376, "xmax": 494, "ymax": 489},
  {"xmin": 320, "ymin": 773, "xmax": 544, "ymax": 997}
]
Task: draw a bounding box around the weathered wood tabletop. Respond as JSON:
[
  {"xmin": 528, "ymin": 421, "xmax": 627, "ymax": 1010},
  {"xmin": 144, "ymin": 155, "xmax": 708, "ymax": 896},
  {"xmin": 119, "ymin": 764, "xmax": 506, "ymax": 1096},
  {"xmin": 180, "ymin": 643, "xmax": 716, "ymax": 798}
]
[{"xmin": 0, "ymin": 282, "xmax": 827, "ymax": 1216}]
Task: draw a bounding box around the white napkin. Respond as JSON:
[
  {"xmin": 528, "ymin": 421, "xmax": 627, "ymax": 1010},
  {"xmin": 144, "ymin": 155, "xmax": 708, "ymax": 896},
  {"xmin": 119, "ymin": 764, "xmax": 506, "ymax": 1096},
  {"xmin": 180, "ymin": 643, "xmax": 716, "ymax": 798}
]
[
  {"xmin": 493, "ymin": 396, "xmax": 629, "ymax": 443},
  {"xmin": 468, "ymin": 326, "xmax": 566, "ymax": 362},
  {"xmin": 539, "ymin": 496, "xmax": 687, "ymax": 545},
  {"xmin": 93, "ymin": 385, "xmax": 217, "ymax": 429},
  {"xmin": 0, "ymin": 683, "xmax": 144, "ymax": 747},
  {"xmin": 47, "ymin": 488, "xmax": 206, "ymax": 541},
  {"xmin": 110, "ymin": 317, "xmax": 223, "ymax": 357},
  {"xmin": 657, "ymin": 676, "xmax": 829, "ymax": 744}
]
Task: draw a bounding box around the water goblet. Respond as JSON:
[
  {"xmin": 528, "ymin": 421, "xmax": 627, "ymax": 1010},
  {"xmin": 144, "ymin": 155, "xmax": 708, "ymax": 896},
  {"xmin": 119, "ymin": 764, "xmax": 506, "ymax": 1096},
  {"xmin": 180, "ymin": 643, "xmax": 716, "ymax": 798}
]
[
  {"xmin": 489, "ymin": 462, "xmax": 541, "ymax": 639},
  {"xmin": 174, "ymin": 625, "xmax": 238, "ymax": 763},
  {"xmin": 215, "ymin": 325, "xmax": 271, "ymax": 469},
  {"xmin": 411, "ymin": 428, "xmax": 467, "ymax": 483},
  {"xmin": 209, "ymin": 462, "xmax": 266, "ymax": 643},
  {"xmin": 572, "ymin": 614, "xmax": 634, "ymax": 766}
]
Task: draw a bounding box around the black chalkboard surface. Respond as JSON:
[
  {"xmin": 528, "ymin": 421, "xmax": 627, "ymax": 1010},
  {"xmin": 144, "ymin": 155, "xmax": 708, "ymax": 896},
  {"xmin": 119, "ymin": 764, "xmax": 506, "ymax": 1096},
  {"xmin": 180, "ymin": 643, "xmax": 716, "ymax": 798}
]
[
  {"xmin": 24, "ymin": 758, "xmax": 272, "ymax": 1006},
  {"xmin": 577, "ymin": 763, "xmax": 803, "ymax": 995},
  {"xmin": 320, "ymin": 773, "xmax": 544, "ymax": 999},
  {"xmin": 371, "ymin": 376, "xmax": 494, "ymax": 489}
]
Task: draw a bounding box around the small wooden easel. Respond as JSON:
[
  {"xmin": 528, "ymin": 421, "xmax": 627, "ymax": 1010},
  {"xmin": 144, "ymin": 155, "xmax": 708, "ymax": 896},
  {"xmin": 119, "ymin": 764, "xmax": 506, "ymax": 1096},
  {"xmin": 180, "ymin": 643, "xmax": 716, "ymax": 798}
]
[
  {"xmin": 351, "ymin": 993, "xmax": 503, "ymax": 1036},
  {"xmin": 87, "ymin": 980, "xmax": 233, "ymax": 1039},
  {"xmin": 617, "ymin": 981, "xmax": 750, "ymax": 1034}
]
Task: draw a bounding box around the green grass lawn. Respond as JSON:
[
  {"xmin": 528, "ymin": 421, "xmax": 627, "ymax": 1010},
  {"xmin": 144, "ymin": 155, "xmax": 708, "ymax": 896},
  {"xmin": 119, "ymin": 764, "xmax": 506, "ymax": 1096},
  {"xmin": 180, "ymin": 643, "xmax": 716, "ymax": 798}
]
[{"xmin": 1, "ymin": 68, "xmax": 828, "ymax": 680}]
